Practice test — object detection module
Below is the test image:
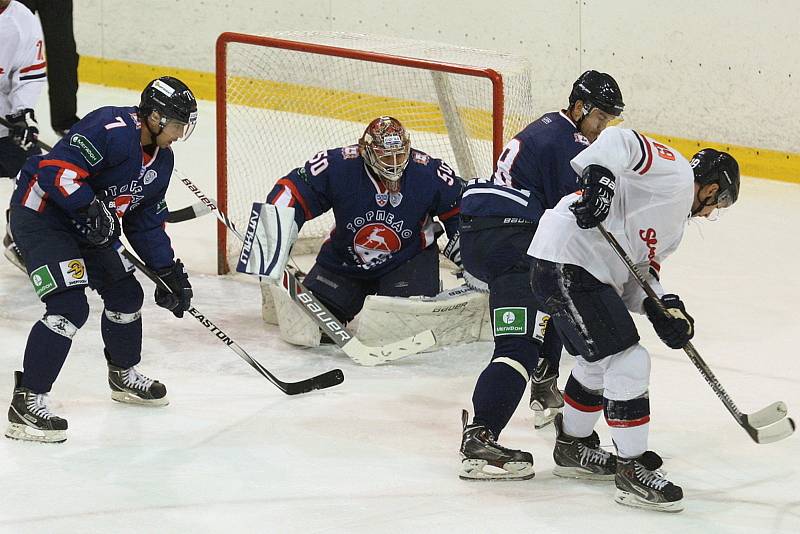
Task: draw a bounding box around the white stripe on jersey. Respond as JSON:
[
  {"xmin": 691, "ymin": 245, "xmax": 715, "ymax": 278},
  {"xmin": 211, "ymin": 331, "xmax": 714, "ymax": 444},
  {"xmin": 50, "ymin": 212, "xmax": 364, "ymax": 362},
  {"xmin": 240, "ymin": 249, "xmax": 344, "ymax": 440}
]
[
  {"xmin": 22, "ymin": 178, "xmax": 47, "ymax": 212},
  {"xmin": 55, "ymin": 168, "xmax": 82, "ymax": 197},
  {"xmin": 272, "ymin": 185, "xmax": 293, "ymax": 208}
]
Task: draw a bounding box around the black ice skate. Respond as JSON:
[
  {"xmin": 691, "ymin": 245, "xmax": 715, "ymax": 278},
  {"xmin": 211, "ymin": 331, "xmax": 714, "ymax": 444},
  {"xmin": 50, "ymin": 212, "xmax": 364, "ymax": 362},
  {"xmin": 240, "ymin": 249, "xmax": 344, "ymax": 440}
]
[
  {"xmin": 5, "ymin": 371, "xmax": 68, "ymax": 443},
  {"xmin": 552, "ymin": 413, "xmax": 616, "ymax": 480},
  {"xmin": 108, "ymin": 363, "xmax": 168, "ymax": 406},
  {"xmin": 459, "ymin": 410, "xmax": 534, "ymax": 480},
  {"xmin": 615, "ymin": 453, "xmax": 683, "ymax": 512},
  {"xmin": 529, "ymin": 358, "xmax": 564, "ymax": 429}
]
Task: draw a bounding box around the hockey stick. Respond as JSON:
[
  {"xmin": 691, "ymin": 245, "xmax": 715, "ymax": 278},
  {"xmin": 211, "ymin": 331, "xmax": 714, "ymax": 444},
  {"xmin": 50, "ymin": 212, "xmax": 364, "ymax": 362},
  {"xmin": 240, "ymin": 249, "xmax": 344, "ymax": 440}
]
[
  {"xmin": 166, "ymin": 199, "xmax": 216, "ymax": 223},
  {"xmin": 0, "ymin": 116, "xmax": 53, "ymax": 151},
  {"xmin": 174, "ymin": 169, "xmax": 437, "ymax": 366},
  {"xmin": 116, "ymin": 243, "xmax": 344, "ymax": 395},
  {"xmin": 596, "ymin": 223, "xmax": 795, "ymax": 444}
]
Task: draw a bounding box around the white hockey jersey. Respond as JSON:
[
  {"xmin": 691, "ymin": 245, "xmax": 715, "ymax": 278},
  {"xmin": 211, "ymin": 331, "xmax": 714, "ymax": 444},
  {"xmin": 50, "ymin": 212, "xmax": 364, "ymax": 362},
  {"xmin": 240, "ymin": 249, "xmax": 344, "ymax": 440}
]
[
  {"xmin": 0, "ymin": 0, "xmax": 46, "ymax": 137},
  {"xmin": 528, "ymin": 127, "xmax": 694, "ymax": 314}
]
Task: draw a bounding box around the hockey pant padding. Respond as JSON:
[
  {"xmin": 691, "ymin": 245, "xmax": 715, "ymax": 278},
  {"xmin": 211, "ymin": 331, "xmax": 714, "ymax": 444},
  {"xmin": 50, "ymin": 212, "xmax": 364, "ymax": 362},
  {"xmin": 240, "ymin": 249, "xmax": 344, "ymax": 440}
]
[
  {"xmin": 530, "ymin": 259, "xmax": 639, "ymax": 363},
  {"xmin": 472, "ymin": 355, "xmax": 529, "ymax": 439},
  {"xmin": 22, "ymin": 289, "xmax": 89, "ymax": 393},
  {"xmin": 304, "ymin": 246, "xmax": 439, "ymax": 323},
  {"xmin": 98, "ymin": 274, "xmax": 144, "ymax": 369}
]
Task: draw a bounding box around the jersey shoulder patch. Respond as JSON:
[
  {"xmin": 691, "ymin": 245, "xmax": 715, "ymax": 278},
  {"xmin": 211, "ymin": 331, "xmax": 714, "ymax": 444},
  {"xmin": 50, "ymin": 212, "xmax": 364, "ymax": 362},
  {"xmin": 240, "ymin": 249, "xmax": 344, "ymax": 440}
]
[{"xmin": 412, "ymin": 150, "xmax": 430, "ymax": 166}]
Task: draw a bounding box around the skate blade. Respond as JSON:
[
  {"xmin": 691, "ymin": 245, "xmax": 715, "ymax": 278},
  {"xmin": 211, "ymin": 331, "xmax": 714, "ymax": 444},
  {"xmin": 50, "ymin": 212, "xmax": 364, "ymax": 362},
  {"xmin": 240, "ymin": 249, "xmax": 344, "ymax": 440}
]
[
  {"xmin": 3, "ymin": 246, "xmax": 26, "ymax": 273},
  {"xmin": 553, "ymin": 465, "xmax": 615, "ymax": 481},
  {"xmin": 614, "ymin": 489, "xmax": 684, "ymax": 513},
  {"xmin": 532, "ymin": 406, "xmax": 561, "ymax": 429},
  {"xmin": 5, "ymin": 422, "xmax": 66, "ymax": 443},
  {"xmin": 111, "ymin": 390, "xmax": 169, "ymax": 406},
  {"xmin": 459, "ymin": 459, "xmax": 535, "ymax": 481}
]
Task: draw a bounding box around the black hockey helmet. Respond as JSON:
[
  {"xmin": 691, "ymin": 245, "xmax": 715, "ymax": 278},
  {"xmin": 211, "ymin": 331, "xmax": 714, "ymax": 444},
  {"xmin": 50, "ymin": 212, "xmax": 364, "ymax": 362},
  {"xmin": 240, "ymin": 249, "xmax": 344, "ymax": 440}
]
[
  {"xmin": 139, "ymin": 76, "xmax": 198, "ymax": 140},
  {"xmin": 569, "ymin": 70, "xmax": 625, "ymax": 117},
  {"xmin": 690, "ymin": 148, "xmax": 740, "ymax": 208}
]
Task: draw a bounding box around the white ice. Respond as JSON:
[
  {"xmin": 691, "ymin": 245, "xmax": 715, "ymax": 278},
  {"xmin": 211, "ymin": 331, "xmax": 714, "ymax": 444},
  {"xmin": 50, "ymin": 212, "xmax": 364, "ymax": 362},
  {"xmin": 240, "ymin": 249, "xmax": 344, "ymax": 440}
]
[{"xmin": 0, "ymin": 84, "xmax": 798, "ymax": 534}]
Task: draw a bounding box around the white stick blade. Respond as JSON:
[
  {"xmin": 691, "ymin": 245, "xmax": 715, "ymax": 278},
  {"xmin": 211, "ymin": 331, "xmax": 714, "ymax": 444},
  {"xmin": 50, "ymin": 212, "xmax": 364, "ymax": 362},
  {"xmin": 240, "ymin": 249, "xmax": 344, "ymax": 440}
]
[
  {"xmin": 750, "ymin": 417, "xmax": 795, "ymax": 444},
  {"xmin": 342, "ymin": 330, "xmax": 436, "ymax": 366},
  {"xmin": 745, "ymin": 401, "xmax": 789, "ymax": 428}
]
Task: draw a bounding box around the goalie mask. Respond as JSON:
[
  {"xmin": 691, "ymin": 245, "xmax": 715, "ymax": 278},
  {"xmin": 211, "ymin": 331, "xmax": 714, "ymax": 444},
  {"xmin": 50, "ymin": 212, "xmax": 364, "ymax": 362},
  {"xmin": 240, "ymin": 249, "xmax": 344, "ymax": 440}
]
[
  {"xmin": 139, "ymin": 76, "xmax": 198, "ymax": 141},
  {"xmin": 359, "ymin": 116, "xmax": 411, "ymax": 192}
]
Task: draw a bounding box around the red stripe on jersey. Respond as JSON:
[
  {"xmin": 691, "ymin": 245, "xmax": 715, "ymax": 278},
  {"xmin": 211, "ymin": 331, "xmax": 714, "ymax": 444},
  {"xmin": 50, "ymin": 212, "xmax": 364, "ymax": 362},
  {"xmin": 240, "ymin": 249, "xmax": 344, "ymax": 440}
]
[
  {"xmin": 564, "ymin": 393, "xmax": 604, "ymax": 413},
  {"xmin": 20, "ymin": 61, "xmax": 47, "ymax": 73},
  {"xmin": 21, "ymin": 175, "xmax": 47, "ymax": 212},
  {"xmin": 274, "ymin": 178, "xmax": 312, "ymax": 220},
  {"xmin": 638, "ymin": 136, "xmax": 654, "ymax": 175},
  {"xmin": 438, "ymin": 206, "xmax": 460, "ymax": 221},
  {"xmin": 606, "ymin": 415, "xmax": 651, "ymax": 428},
  {"xmin": 38, "ymin": 159, "xmax": 89, "ymax": 178},
  {"xmin": 649, "ymin": 260, "xmax": 661, "ymax": 273}
]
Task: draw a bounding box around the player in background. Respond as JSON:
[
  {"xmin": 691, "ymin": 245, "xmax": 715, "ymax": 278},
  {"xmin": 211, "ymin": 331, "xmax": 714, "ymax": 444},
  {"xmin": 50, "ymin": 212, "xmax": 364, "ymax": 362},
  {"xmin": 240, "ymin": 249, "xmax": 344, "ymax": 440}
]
[
  {"xmin": 458, "ymin": 71, "xmax": 624, "ymax": 480},
  {"xmin": 1, "ymin": 0, "xmax": 47, "ymax": 267},
  {"xmin": 264, "ymin": 116, "xmax": 463, "ymax": 331},
  {"xmin": 5, "ymin": 76, "xmax": 197, "ymax": 443},
  {"xmin": 529, "ymin": 131, "xmax": 740, "ymax": 511}
]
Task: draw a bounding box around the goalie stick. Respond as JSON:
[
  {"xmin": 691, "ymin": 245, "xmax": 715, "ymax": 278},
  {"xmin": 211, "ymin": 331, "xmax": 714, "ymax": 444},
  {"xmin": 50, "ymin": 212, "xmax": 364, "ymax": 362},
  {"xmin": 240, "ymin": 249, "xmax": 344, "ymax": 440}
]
[
  {"xmin": 174, "ymin": 169, "xmax": 436, "ymax": 366},
  {"xmin": 166, "ymin": 199, "xmax": 216, "ymax": 223},
  {"xmin": 117, "ymin": 243, "xmax": 344, "ymax": 395},
  {"xmin": 597, "ymin": 223, "xmax": 795, "ymax": 444}
]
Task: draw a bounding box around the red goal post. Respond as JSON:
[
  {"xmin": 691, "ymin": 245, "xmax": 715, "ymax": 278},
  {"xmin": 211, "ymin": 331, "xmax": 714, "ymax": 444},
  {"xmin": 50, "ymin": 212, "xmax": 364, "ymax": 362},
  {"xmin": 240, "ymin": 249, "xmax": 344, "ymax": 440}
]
[{"xmin": 215, "ymin": 31, "xmax": 534, "ymax": 274}]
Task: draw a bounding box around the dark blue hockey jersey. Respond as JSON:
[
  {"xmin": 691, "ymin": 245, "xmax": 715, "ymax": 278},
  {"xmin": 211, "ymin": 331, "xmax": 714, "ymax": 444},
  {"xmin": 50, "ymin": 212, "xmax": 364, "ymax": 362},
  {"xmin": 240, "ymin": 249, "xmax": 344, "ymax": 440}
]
[
  {"xmin": 11, "ymin": 105, "xmax": 176, "ymax": 269},
  {"xmin": 460, "ymin": 111, "xmax": 590, "ymax": 222},
  {"xmin": 267, "ymin": 145, "xmax": 462, "ymax": 279}
]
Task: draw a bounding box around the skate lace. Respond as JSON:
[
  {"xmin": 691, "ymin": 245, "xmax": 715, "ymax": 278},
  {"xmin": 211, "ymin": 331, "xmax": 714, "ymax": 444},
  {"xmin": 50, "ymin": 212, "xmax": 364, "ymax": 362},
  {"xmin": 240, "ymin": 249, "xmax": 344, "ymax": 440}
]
[
  {"xmin": 25, "ymin": 393, "xmax": 57, "ymax": 420},
  {"xmin": 123, "ymin": 367, "xmax": 154, "ymax": 391},
  {"xmin": 578, "ymin": 442, "xmax": 611, "ymax": 466},
  {"xmin": 635, "ymin": 463, "xmax": 669, "ymax": 490}
]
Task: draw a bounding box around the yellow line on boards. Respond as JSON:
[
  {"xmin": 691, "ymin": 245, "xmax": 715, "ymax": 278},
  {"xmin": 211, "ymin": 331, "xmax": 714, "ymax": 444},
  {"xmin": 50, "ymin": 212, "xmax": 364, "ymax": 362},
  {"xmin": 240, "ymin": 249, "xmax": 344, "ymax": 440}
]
[{"xmin": 78, "ymin": 55, "xmax": 800, "ymax": 184}]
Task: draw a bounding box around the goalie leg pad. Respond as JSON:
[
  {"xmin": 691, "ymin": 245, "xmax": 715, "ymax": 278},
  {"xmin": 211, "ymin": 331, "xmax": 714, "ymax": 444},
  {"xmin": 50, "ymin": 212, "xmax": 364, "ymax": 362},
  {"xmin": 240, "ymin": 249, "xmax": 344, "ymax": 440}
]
[
  {"xmin": 355, "ymin": 284, "xmax": 489, "ymax": 350},
  {"xmin": 267, "ymin": 280, "xmax": 321, "ymax": 348}
]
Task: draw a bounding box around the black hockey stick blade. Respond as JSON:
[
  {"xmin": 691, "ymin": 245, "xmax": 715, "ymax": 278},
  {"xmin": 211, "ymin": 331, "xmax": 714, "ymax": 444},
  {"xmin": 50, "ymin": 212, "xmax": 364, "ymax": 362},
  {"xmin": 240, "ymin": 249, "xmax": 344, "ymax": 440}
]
[{"xmin": 279, "ymin": 368, "xmax": 345, "ymax": 395}]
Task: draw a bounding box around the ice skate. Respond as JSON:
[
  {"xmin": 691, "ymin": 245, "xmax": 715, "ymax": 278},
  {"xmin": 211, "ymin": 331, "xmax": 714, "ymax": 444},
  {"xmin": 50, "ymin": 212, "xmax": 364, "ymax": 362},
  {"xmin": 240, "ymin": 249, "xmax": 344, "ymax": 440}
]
[
  {"xmin": 459, "ymin": 410, "xmax": 534, "ymax": 480},
  {"xmin": 5, "ymin": 371, "xmax": 67, "ymax": 443},
  {"xmin": 3, "ymin": 230, "xmax": 25, "ymax": 272},
  {"xmin": 529, "ymin": 358, "xmax": 564, "ymax": 429},
  {"xmin": 108, "ymin": 363, "xmax": 168, "ymax": 406},
  {"xmin": 615, "ymin": 453, "xmax": 683, "ymax": 512},
  {"xmin": 551, "ymin": 413, "xmax": 616, "ymax": 480}
]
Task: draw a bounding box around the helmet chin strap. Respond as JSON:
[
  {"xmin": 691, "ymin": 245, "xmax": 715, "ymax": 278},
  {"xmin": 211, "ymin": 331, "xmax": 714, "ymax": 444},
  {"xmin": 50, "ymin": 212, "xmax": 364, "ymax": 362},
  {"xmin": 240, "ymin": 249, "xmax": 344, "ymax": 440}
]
[{"xmin": 691, "ymin": 191, "xmax": 715, "ymax": 216}]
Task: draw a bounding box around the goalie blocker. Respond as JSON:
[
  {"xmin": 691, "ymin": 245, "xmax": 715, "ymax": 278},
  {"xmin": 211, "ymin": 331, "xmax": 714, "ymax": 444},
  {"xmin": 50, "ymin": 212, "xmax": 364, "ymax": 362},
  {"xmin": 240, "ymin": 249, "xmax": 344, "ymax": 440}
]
[{"xmin": 237, "ymin": 202, "xmax": 298, "ymax": 282}]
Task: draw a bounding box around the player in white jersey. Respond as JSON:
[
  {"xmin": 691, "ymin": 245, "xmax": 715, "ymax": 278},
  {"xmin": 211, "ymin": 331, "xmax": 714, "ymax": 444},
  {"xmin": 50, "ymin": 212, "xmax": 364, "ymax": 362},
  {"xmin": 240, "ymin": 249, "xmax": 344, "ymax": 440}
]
[
  {"xmin": 528, "ymin": 127, "xmax": 740, "ymax": 512},
  {"xmin": 1, "ymin": 0, "xmax": 47, "ymax": 268}
]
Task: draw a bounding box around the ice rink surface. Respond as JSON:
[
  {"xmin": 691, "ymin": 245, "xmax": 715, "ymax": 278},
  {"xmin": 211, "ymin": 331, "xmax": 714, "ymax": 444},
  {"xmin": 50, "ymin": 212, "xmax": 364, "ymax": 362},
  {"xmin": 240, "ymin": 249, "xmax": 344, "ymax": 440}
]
[{"xmin": 0, "ymin": 84, "xmax": 798, "ymax": 533}]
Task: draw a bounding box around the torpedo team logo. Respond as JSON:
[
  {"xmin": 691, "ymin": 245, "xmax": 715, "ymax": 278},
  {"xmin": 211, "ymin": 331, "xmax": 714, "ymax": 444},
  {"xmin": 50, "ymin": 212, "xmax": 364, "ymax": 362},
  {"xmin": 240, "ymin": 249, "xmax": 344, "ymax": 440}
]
[{"xmin": 353, "ymin": 223, "xmax": 401, "ymax": 265}]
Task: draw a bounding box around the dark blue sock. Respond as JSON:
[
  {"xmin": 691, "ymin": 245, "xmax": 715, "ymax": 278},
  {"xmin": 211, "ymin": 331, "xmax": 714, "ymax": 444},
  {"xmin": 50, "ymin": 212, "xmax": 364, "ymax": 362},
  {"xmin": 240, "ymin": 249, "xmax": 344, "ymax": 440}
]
[
  {"xmin": 472, "ymin": 360, "xmax": 528, "ymax": 438},
  {"xmin": 21, "ymin": 321, "xmax": 72, "ymax": 393}
]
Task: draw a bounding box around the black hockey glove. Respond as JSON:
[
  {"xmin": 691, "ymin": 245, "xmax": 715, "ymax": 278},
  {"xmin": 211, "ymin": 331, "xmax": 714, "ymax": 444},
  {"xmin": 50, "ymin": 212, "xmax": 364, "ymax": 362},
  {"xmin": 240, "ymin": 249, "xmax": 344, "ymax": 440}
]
[
  {"xmin": 443, "ymin": 230, "xmax": 462, "ymax": 267},
  {"xmin": 154, "ymin": 259, "xmax": 193, "ymax": 318},
  {"xmin": 569, "ymin": 164, "xmax": 616, "ymax": 229},
  {"xmin": 4, "ymin": 109, "xmax": 39, "ymax": 151},
  {"xmin": 643, "ymin": 294, "xmax": 695, "ymax": 349},
  {"xmin": 78, "ymin": 198, "xmax": 121, "ymax": 247}
]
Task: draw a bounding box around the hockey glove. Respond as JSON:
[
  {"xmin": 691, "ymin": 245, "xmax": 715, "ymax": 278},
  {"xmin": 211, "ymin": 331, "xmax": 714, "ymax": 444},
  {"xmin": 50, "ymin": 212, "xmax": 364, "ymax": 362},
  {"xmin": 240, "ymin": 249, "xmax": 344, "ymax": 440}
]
[
  {"xmin": 154, "ymin": 259, "xmax": 193, "ymax": 318},
  {"xmin": 4, "ymin": 109, "xmax": 39, "ymax": 151},
  {"xmin": 643, "ymin": 294, "xmax": 694, "ymax": 349},
  {"xmin": 442, "ymin": 230, "xmax": 462, "ymax": 267},
  {"xmin": 569, "ymin": 164, "xmax": 616, "ymax": 229},
  {"xmin": 78, "ymin": 198, "xmax": 121, "ymax": 247}
]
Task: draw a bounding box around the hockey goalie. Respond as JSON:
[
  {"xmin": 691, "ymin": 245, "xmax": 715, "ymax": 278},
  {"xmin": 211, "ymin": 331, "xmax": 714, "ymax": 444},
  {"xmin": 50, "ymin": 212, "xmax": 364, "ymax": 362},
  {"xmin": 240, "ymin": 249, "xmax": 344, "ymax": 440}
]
[{"xmin": 236, "ymin": 116, "xmax": 491, "ymax": 353}]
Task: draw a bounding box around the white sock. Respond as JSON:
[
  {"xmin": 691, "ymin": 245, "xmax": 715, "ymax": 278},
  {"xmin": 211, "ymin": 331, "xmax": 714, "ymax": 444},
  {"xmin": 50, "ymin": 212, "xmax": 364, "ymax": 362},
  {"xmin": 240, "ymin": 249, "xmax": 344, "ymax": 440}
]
[
  {"xmin": 562, "ymin": 402, "xmax": 603, "ymax": 438},
  {"xmin": 610, "ymin": 423, "xmax": 649, "ymax": 459}
]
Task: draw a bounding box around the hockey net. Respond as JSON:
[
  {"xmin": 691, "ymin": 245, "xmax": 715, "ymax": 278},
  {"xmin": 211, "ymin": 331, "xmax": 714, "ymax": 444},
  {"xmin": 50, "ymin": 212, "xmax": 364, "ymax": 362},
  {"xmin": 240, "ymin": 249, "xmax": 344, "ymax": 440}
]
[{"xmin": 216, "ymin": 31, "xmax": 536, "ymax": 273}]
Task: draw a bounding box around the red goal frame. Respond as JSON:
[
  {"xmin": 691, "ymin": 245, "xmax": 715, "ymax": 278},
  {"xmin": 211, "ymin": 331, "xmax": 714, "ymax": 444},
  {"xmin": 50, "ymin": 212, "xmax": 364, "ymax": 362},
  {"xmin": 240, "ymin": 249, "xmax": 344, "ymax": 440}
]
[{"xmin": 215, "ymin": 31, "xmax": 505, "ymax": 274}]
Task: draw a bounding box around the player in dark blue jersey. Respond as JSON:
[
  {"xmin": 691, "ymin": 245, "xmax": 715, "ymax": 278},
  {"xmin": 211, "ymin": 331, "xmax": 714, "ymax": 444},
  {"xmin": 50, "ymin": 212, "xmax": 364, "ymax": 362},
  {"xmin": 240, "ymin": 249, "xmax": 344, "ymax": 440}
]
[
  {"xmin": 459, "ymin": 71, "xmax": 625, "ymax": 479},
  {"xmin": 4, "ymin": 76, "xmax": 197, "ymax": 443},
  {"xmin": 265, "ymin": 116, "xmax": 462, "ymax": 328}
]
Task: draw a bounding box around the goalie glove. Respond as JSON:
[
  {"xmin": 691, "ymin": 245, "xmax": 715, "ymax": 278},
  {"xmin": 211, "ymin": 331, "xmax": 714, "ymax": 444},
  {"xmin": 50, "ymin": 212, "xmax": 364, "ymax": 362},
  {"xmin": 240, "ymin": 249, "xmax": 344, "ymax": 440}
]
[{"xmin": 236, "ymin": 202, "xmax": 298, "ymax": 283}]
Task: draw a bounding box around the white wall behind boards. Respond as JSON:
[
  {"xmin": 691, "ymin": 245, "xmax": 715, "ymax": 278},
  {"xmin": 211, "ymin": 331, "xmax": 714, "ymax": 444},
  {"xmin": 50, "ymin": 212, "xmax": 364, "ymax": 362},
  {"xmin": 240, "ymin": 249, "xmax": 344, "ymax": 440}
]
[{"xmin": 72, "ymin": 0, "xmax": 798, "ymax": 152}]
